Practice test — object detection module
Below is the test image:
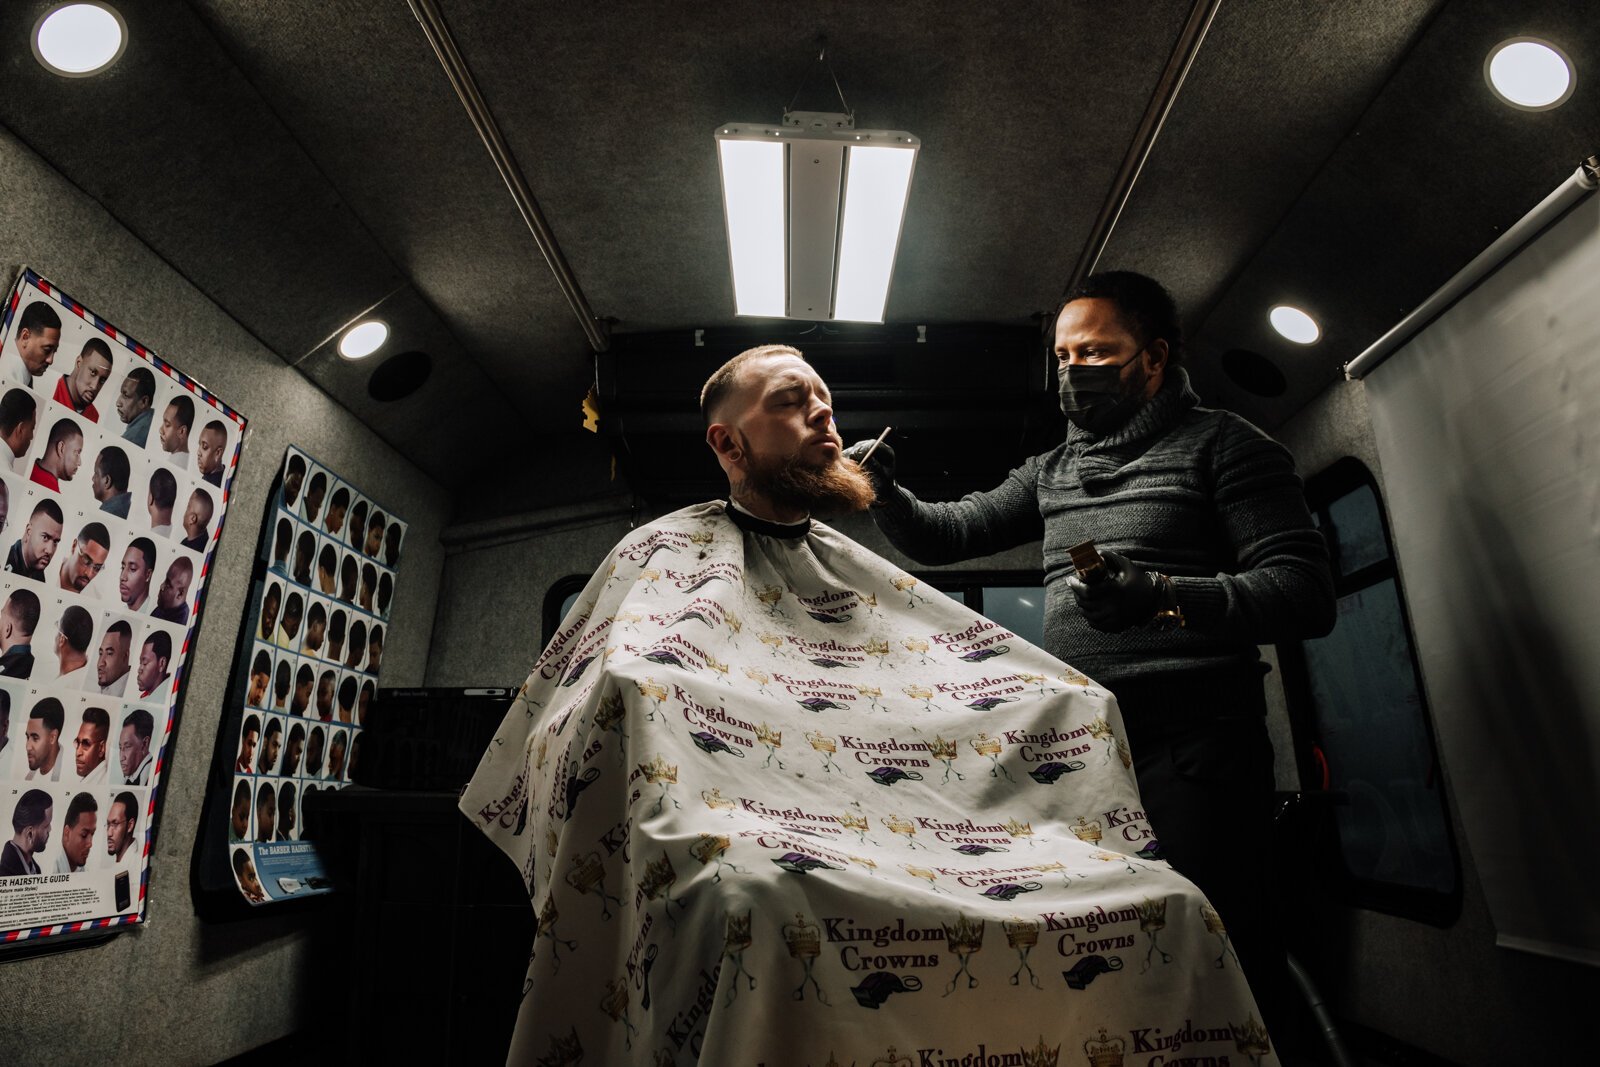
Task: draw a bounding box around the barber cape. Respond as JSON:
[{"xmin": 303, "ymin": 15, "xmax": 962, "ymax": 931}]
[{"xmin": 462, "ymin": 502, "xmax": 1277, "ymax": 1067}]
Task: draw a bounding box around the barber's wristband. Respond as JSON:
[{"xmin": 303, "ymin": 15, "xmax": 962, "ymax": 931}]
[{"xmin": 1149, "ymin": 572, "xmax": 1185, "ymax": 631}]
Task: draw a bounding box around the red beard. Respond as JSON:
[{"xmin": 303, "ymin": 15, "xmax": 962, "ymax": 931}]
[{"xmin": 740, "ymin": 442, "xmax": 876, "ymax": 518}]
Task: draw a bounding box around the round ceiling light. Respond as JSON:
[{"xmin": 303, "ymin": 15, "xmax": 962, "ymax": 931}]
[
  {"xmin": 1269, "ymin": 305, "xmax": 1320, "ymax": 345},
  {"xmin": 338, "ymin": 320, "xmax": 388, "ymax": 360},
  {"xmin": 32, "ymin": 3, "xmax": 127, "ymax": 78},
  {"xmin": 1485, "ymin": 38, "xmax": 1574, "ymax": 111}
]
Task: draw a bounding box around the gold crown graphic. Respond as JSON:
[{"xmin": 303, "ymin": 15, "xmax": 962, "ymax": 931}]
[
  {"xmin": 1083, "ymin": 1028, "xmax": 1125, "ymax": 1067},
  {"xmin": 1201, "ymin": 903, "xmax": 1227, "ymax": 935},
  {"xmin": 724, "ymin": 612, "xmax": 742, "ymax": 633},
  {"xmin": 1232, "ymin": 1015, "xmax": 1271, "ymax": 1056},
  {"xmin": 1006, "ymin": 818, "xmax": 1034, "ymax": 838},
  {"xmin": 705, "ymin": 654, "xmax": 729, "ymax": 674},
  {"xmin": 972, "ymin": 734, "xmax": 1002, "ymax": 756},
  {"xmin": 1060, "ymin": 666, "xmax": 1092, "ymax": 686},
  {"xmin": 636, "ymin": 678, "xmax": 668, "ymax": 702},
  {"xmin": 701, "ymin": 787, "xmax": 734, "ymax": 809},
  {"xmin": 690, "ymin": 531, "xmax": 714, "ymax": 545},
  {"xmin": 854, "ymin": 684, "xmax": 883, "ymax": 698},
  {"xmin": 599, "ymin": 977, "xmax": 628, "ymax": 1020},
  {"xmin": 595, "ymin": 693, "xmax": 625, "ymax": 729},
  {"xmin": 757, "ymin": 585, "xmax": 784, "ymax": 605},
  {"xmin": 1115, "ymin": 738, "xmax": 1131, "ymax": 768},
  {"xmin": 759, "ymin": 632, "xmax": 784, "ymax": 647},
  {"xmin": 944, "ymin": 915, "xmax": 986, "ymax": 952},
  {"xmin": 782, "ymin": 913, "xmax": 821, "ymax": 957},
  {"xmin": 744, "ymin": 667, "xmax": 770, "ymax": 684},
  {"xmin": 870, "ymin": 1049, "xmax": 912, "ymax": 1067},
  {"xmin": 537, "ymin": 896, "xmax": 560, "ymax": 929},
  {"xmin": 864, "ymin": 639, "xmax": 890, "ymax": 657},
  {"xmin": 806, "ymin": 730, "xmax": 838, "ymax": 753},
  {"xmin": 883, "ymin": 814, "xmax": 914, "ymax": 836},
  {"xmin": 901, "ymin": 637, "xmax": 929, "ymax": 653},
  {"xmin": 903, "ymin": 864, "xmax": 935, "ymax": 882},
  {"xmin": 566, "ymin": 851, "xmax": 604, "ymax": 893},
  {"xmin": 639, "ymin": 755, "xmax": 678, "ymax": 783},
  {"xmin": 724, "ymin": 911, "xmax": 752, "ymax": 949},
  {"xmin": 538, "ymin": 1028, "xmax": 583, "ymax": 1067},
  {"xmin": 902, "ymin": 685, "xmax": 933, "ymax": 700},
  {"xmin": 756, "ymin": 723, "xmax": 782, "ymax": 746},
  {"xmin": 545, "ymin": 827, "xmax": 560, "ymax": 857},
  {"xmin": 839, "ymin": 811, "xmax": 869, "ymax": 833},
  {"xmin": 929, "ymin": 735, "xmax": 958, "ymax": 760},
  {"xmin": 1033, "ymin": 861, "xmax": 1066, "ymax": 875},
  {"xmin": 851, "ymin": 855, "xmax": 879, "ymax": 871},
  {"xmin": 1071, "ymin": 817, "xmax": 1102, "ymax": 843},
  {"xmin": 1022, "ymin": 1036, "xmax": 1060, "ymax": 1067},
  {"xmin": 1087, "ymin": 715, "xmax": 1112, "ymax": 741},
  {"xmin": 691, "ymin": 834, "xmax": 730, "ymax": 864},
  {"xmin": 1136, "ymin": 897, "xmax": 1168, "ymax": 929},
  {"xmin": 1003, "ymin": 917, "xmax": 1040, "ymax": 948}
]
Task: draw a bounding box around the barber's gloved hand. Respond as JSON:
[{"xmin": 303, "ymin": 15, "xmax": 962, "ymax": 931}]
[
  {"xmin": 842, "ymin": 439, "xmax": 897, "ymax": 503},
  {"xmin": 1065, "ymin": 550, "xmax": 1161, "ymax": 633}
]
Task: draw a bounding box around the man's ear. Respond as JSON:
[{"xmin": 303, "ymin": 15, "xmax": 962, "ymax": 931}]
[
  {"xmin": 706, "ymin": 423, "xmax": 742, "ymax": 464},
  {"xmin": 1144, "ymin": 338, "xmax": 1170, "ymax": 374}
]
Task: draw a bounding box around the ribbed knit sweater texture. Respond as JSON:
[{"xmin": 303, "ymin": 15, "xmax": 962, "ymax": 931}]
[{"xmin": 873, "ymin": 368, "xmax": 1336, "ymax": 689}]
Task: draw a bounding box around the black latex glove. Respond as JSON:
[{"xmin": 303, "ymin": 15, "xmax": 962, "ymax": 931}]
[
  {"xmin": 841, "ymin": 439, "xmax": 897, "ymax": 504},
  {"xmin": 1064, "ymin": 550, "xmax": 1161, "ymax": 633}
]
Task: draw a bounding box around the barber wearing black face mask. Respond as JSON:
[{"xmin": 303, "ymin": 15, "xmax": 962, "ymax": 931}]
[{"xmin": 845, "ymin": 271, "xmax": 1334, "ymax": 1035}]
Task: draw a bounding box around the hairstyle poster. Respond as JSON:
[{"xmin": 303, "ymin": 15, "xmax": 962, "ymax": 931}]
[
  {"xmin": 198, "ymin": 446, "xmax": 406, "ymax": 910},
  {"xmin": 0, "ymin": 268, "xmax": 246, "ymax": 945}
]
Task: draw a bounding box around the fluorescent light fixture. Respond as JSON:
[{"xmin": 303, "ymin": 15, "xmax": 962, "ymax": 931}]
[
  {"xmin": 32, "ymin": 3, "xmax": 126, "ymax": 78},
  {"xmin": 716, "ymin": 113, "xmax": 918, "ymax": 322},
  {"xmin": 1269, "ymin": 305, "xmax": 1320, "ymax": 345},
  {"xmin": 338, "ymin": 320, "xmax": 388, "ymax": 360},
  {"xmin": 1485, "ymin": 38, "xmax": 1574, "ymax": 111}
]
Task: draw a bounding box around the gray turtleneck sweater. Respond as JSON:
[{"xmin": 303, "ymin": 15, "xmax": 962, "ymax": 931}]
[{"xmin": 872, "ymin": 368, "xmax": 1336, "ymax": 689}]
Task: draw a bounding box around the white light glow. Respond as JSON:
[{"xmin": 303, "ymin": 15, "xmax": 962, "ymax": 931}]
[
  {"xmin": 338, "ymin": 320, "xmax": 388, "ymax": 359},
  {"xmin": 718, "ymin": 139, "xmax": 787, "ymax": 317},
  {"xmin": 1269, "ymin": 305, "xmax": 1320, "ymax": 345},
  {"xmin": 1486, "ymin": 39, "xmax": 1574, "ymax": 110},
  {"xmin": 832, "ymin": 146, "xmax": 917, "ymax": 322},
  {"xmin": 34, "ymin": 3, "xmax": 125, "ymax": 77}
]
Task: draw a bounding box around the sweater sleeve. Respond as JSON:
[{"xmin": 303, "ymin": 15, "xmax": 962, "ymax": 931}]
[
  {"xmin": 870, "ymin": 458, "xmax": 1046, "ymax": 565},
  {"xmin": 1169, "ymin": 417, "xmax": 1337, "ymax": 641}
]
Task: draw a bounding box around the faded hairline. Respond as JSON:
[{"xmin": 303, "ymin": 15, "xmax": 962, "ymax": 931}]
[{"xmin": 700, "ymin": 345, "xmax": 805, "ymax": 427}]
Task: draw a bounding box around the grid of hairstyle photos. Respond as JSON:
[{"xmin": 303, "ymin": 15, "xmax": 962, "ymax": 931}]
[
  {"xmin": 225, "ymin": 446, "xmax": 405, "ymax": 905},
  {"xmin": 0, "ymin": 269, "xmax": 245, "ymax": 941}
]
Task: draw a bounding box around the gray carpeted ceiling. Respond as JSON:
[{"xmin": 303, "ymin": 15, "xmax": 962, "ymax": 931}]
[{"xmin": 0, "ymin": 0, "xmax": 1593, "ymax": 510}]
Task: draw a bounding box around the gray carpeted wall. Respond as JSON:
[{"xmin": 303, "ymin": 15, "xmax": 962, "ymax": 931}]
[{"xmin": 0, "ymin": 124, "xmax": 451, "ymax": 1063}]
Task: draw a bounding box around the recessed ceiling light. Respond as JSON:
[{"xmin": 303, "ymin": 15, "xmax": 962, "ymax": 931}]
[
  {"xmin": 32, "ymin": 3, "xmax": 127, "ymax": 78},
  {"xmin": 338, "ymin": 320, "xmax": 388, "ymax": 360},
  {"xmin": 1269, "ymin": 305, "xmax": 1320, "ymax": 345},
  {"xmin": 1485, "ymin": 38, "xmax": 1574, "ymax": 111}
]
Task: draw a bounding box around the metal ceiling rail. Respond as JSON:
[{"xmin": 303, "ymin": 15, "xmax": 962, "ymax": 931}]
[
  {"xmin": 408, "ymin": 0, "xmax": 609, "ymax": 353},
  {"xmin": 1060, "ymin": 0, "xmax": 1223, "ymax": 304},
  {"xmin": 1344, "ymin": 155, "xmax": 1600, "ymax": 379}
]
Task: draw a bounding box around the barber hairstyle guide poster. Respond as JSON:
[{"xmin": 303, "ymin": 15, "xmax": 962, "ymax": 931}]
[
  {"xmin": 0, "ymin": 268, "xmax": 246, "ymax": 945},
  {"xmin": 198, "ymin": 446, "xmax": 406, "ymax": 910}
]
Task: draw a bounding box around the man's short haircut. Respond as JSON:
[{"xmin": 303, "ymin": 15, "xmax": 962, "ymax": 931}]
[
  {"xmin": 331, "ymin": 732, "xmax": 347, "ymax": 755},
  {"xmin": 60, "ymin": 606, "xmax": 94, "ymax": 654},
  {"xmin": 361, "ymin": 562, "xmax": 376, "ymax": 590},
  {"xmin": 46, "ymin": 417, "xmax": 83, "ymax": 452},
  {"xmin": 329, "ymin": 609, "xmax": 347, "ymax": 641},
  {"xmin": 308, "ymin": 602, "xmax": 326, "ymax": 629},
  {"xmin": 329, "ymin": 486, "xmax": 350, "ymax": 512},
  {"xmin": 369, "ymin": 511, "xmax": 385, "ymax": 534},
  {"xmin": 274, "ymin": 518, "xmax": 292, "ymax": 557},
  {"xmin": 203, "ymin": 418, "xmax": 226, "ymax": 439},
  {"xmin": 307, "ymin": 471, "xmax": 327, "ymax": 498},
  {"xmin": 251, "ymin": 649, "xmax": 271, "ymax": 677},
  {"xmin": 256, "ymin": 782, "xmax": 274, "ymax": 811},
  {"xmin": 124, "ymin": 708, "xmax": 154, "ymax": 742},
  {"xmin": 129, "ymin": 536, "xmax": 156, "ymax": 573},
  {"xmin": 349, "ymin": 619, "xmax": 367, "ymax": 648},
  {"xmin": 149, "ymin": 467, "xmax": 177, "ymax": 509},
  {"xmin": 0, "ymin": 388, "xmax": 37, "ymax": 433},
  {"xmin": 1058, "ymin": 270, "xmax": 1186, "ymax": 365},
  {"xmin": 125, "ymin": 367, "xmax": 156, "ymax": 405},
  {"xmin": 263, "ymin": 717, "xmax": 282, "ymax": 742},
  {"xmin": 113, "ymin": 791, "xmax": 137, "ymax": 827},
  {"xmin": 30, "ymin": 498, "xmax": 64, "ymax": 526},
  {"xmin": 378, "ymin": 572, "xmax": 393, "ymax": 612},
  {"xmin": 242, "ymin": 713, "xmax": 261, "ymax": 738},
  {"xmin": 318, "ymin": 544, "xmax": 336, "ymax": 575},
  {"xmin": 231, "ymin": 848, "xmax": 251, "ymax": 876},
  {"xmin": 264, "ymin": 583, "xmax": 281, "ymax": 609},
  {"xmin": 79, "ymin": 337, "xmax": 113, "ymax": 366},
  {"xmin": 288, "ymin": 722, "xmax": 305, "ymax": 747},
  {"xmin": 18, "ymin": 301, "xmax": 62, "ymax": 336},
  {"xmin": 79, "ymin": 521, "xmax": 111, "ymax": 551},
  {"xmin": 340, "ymin": 555, "xmax": 357, "ymax": 590},
  {"xmin": 29, "ymin": 697, "xmax": 64, "ymax": 733},
  {"xmin": 106, "ymin": 619, "xmax": 132, "ymax": 643},
  {"xmin": 283, "ymin": 592, "xmax": 303, "ymax": 623},
  {"xmin": 338, "ymin": 676, "xmax": 357, "ymax": 708},
  {"xmin": 369, "ymin": 624, "xmax": 384, "ymax": 648},
  {"xmin": 296, "ymin": 529, "xmax": 315, "ymax": 560},
  {"xmin": 96, "ymin": 446, "xmax": 131, "ymax": 492},
  {"xmin": 700, "ymin": 344, "xmax": 804, "ymax": 424},
  {"xmin": 5, "ymin": 588, "xmax": 41, "ymax": 636},
  {"xmin": 286, "ymin": 454, "xmax": 306, "ymax": 479},
  {"xmin": 12, "ymin": 788, "xmax": 52, "ymax": 833},
  {"xmin": 274, "ymin": 660, "xmax": 291, "ymax": 698},
  {"xmin": 278, "ymin": 781, "xmax": 296, "ymax": 808},
  {"xmin": 188, "ymin": 488, "xmax": 214, "ymax": 521},
  {"xmin": 296, "ymin": 663, "xmax": 314, "ymax": 688},
  {"xmin": 143, "ymin": 629, "xmax": 172, "ymax": 662},
  {"xmin": 167, "ymin": 394, "xmax": 195, "ymax": 431},
  {"xmin": 232, "ymin": 780, "xmax": 249, "ymax": 809},
  {"xmin": 82, "ymin": 706, "xmax": 110, "ymax": 736},
  {"xmin": 64, "ymin": 791, "xmax": 97, "ymax": 829}
]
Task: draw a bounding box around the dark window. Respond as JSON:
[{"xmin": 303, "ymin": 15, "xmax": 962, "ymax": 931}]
[
  {"xmin": 541, "ymin": 575, "xmax": 590, "ymax": 646},
  {"xmin": 911, "ymin": 572, "xmax": 1046, "ymax": 647},
  {"xmin": 1278, "ymin": 457, "xmax": 1461, "ymax": 924}
]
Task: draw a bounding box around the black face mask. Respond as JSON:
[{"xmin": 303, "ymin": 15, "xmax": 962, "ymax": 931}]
[{"xmin": 1058, "ymin": 350, "xmax": 1148, "ymax": 436}]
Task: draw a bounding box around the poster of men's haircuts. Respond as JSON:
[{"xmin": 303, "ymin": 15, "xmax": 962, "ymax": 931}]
[
  {"xmin": 0, "ymin": 268, "xmax": 245, "ymax": 944},
  {"xmin": 208, "ymin": 446, "xmax": 405, "ymax": 906}
]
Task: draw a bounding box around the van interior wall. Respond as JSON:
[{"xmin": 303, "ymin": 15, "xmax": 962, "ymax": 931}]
[
  {"xmin": 1274, "ymin": 376, "xmax": 1584, "ymax": 1061},
  {"xmin": 0, "ymin": 126, "xmax": 451, "ymax": 1064}
]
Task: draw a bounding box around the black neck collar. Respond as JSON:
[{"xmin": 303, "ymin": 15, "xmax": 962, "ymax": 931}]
[{"xmin": 723, "ymin": 500, "xmax": 811, "ymax": 539}]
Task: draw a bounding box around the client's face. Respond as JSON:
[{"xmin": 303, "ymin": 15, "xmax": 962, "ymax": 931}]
[{"xmin": 735, "ymin": 356, "xmax": 873, "ymax": 517}]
